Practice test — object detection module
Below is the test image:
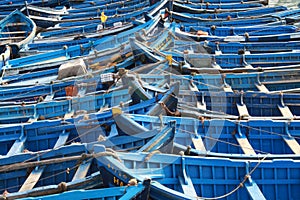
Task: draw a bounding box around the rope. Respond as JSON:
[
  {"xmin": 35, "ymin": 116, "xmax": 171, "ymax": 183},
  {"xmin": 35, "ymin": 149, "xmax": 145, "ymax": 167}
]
[
  {"xmin": 136, "ymin": 150, "xmax": 161, "ymax": 169},
  {"xmin": 177, "ymin": 127, "xmax": 271, "ymax": 155},
  {"xmin": 93, "ymin": 150, "xmax": 122, "ymax": 162},
  {"xmin": 143, "ymin": 150, "xmax": 161, "ymax": 162},
  {"xmin": 196, "ymin": 154, "xmax": 269, "ymax": 199}
]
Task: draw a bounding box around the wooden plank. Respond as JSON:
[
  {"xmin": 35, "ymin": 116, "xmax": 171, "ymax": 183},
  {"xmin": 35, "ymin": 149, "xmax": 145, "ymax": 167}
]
[
  {"xmin": 6, "ymin": 22, "xmax": 27, "ymax": 26},
  {"xmin": 278, "ymin": 105, "xmax": 294, "ymax": 119},
  {"xmin": 72, "ymin": 160, "xmax": 92, "ymax": 181},
  {"xmin": 179, "ymin": 164, "xmax": 197, "ymax": 198},
  {"xmin": 244, "ymin": 64, "xmax": 254, "ymax": 69},
  {"xmin": 54, "ymin": 130, "xmax": 70, "ymax": 149},
  {"xmin": 255, "ymin": 84, "xmax": 269, "ymax": 93},
  {"xmin": 178, "ymin": 157, "xmax": 198, "ymax": 198},
  {"xmin": 0, "ymin": 36, "xmax": 25, "ymax": 40},
  {"xmin": 244, "ymin": 178, "xmax": 266, "ymax": 200},
  {"xmin": 283, "ymin": 137, "xmax": 300, "ymax": 154},
  {"xmin": 215, "ymin": 50, "xmax": 222, "ymax": 55},
  {"xmin": 0, "ymin": 31, "xmax": 27, "ymax": 34},
  {"xmin": 236, "ymin": 103, "xmax": 250, "ymax": 118},
  {"xmin": 235, "ymin": 125, "xmax": 256, "ymax": 155},
  {"xmin": 64, "ymin": 110, "xmax": 74, "ymax": 119},
  {"xmin": 27, "ymin": 117, "xmax": 38, "ymax": 123},
  {"xmin": 197, "ymin": 101, "xmax": 206, "ymax": 110},
  {"xmin": 196, "ymin": 101, "xmax": 206, "ymax": 110},
  {"xmin": 235, "ymin": 136, "xmax": 256, "ymax": 155},
  {"xmin": 223, "ymin": 86, "xmax": 233, "ymax": 92},
  {"xmin": 19, "ymin": 166, "xmax": 45, "ymax": 192},
  {"xmin": 44, "ymin": 93, "xmax": 55, "ymax": 101},
  {"xmin": 189, "ymin": 84, "xmax": 207, "ymax": 110},
  {"xmin": 188, "ymin": 83, "xmax": 199, "ymax": 92},
  {"xmin": 212, "ymin": 63, "xmax": 222, "ymax": 69},
  {"xmin": 6, "ymin": 137, "xmax": 26, "ymax": 156},
  {"xmin": 192, "ymin": 137, "xmax": 206, "ymax": 151},
  {"xmin": 178, "ymin": 175, "xmax": 197, "ymax": 198},
  {"xmin": 77, "ymin": 87, "xmax": 87, "ymax": 97}
]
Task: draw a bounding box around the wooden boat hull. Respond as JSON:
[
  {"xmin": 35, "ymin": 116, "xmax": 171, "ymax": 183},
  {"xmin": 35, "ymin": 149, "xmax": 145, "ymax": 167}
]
[
  {"xmin": 138, "ymin": 68, "xmax": 300, "ymax": 93},
  {"xmin": 0, "ymin": 96, "xmax": 165, "ymax": 156},
  {"xmin": 0, "ymin": 0, "xmax": 69, "ymax": 12},
  {"xmin": 4, "ymin": 12, "xmax": 163, "ymax": 70},
  {"xmin": 201, "ymin": 41, "xmax": 300, "ymax": 54},
  {"xmin": 0, "ymin": 144, "xmax": 100, "ymax": 198},
  {"xmin": 96, "ymin": 148, "xmax": 300, "ymax": 200},
  {"xmin": 167, "ymin": 6, "xmax": 287, "ymax": 19},
  {"xmin": 129, "ymin": 114, "xmax": 300, "ymax": 155},
  {"xmin": 23, "ymin": 23, "xmax": 134, "ymax": 52},
  {"xmin": 180, "ymin": 25, "xmax": 298, "ymax": 37},
  {"xmin": 0, "ymin": 10, "xmax": 36, "ymax": 67}
]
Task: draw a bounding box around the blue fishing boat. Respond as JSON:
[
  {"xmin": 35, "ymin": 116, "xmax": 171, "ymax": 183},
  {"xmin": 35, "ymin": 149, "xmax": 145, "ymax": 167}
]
[
  {"xmin": 183, "ymin": 51, "xmax": 300, "ymax": 68},
  {"xmin": 166, "ymin": 6, "xmax": 287, "ymax": 19},
  {"xmin": 114, "ymin": 110, "xmax": 300, "ymax": 155},
  {"xmin": 170, "ymin": 11, "xmax": 281, "ymax": 25},
  {"xmin": 271, "ymin": 7, "xmax": 300, "ymax": 20},
  {"xmin": 0, "ymin": 95, "xmax": 174, "ymax": 156},
  {"xmin": 179, "ymin": 25, "xmax": 298, "ymax": 37},
  {"xmin": 170, "ymin": 0, "xmax": 266, "ymax": 14},
  {"xmin": 54, "ymin": 9, "xmax": 155, "ymax": 29},
  {"xmin": 135, "ymin": 28, "xmax": 300, "ymax": 69},
  {"xmin": 0, "ymin": 81, "xmax": 149, "ymax": 122},
  {"xmin": 96, "ymin": 146, "xmax": 300, "ymax": 200},
  {"xmin": 0, "ymin": 71, "xmax": 111, "ymax": 102},
  {"xmin": 23, "ymin": 22, "xmax": 134, "ymax": 53},
  {"xmin": 2, "ymin": 98, "xmax": 300, "ymax": 157},
  {"xmin": 177, "ymin": 90, "xmax": 300, "ymax": 119},
  {"xmin": 0, "ymin": 10, "xmax": 36, "ymax": 66},
  {"xmin": 63, "ymin": 0, "xmax": 149, "ymax": 19},
  {"xmin": 0, "ymin": 88, "xmax": 130, "ymax": 123},
  {"xmin": 0, "ymin": 0, "xmax": 69, "ymax": 12},
  {"xmin": 138, "ymin": 68, "xmax": 300, "ymax": 93},
  {"xmin": 175, "ymin": 26, "xmax": 300, "ymax": 42},
  {"xmin": 69, "ymin": 0, "xmax": 146, "ymax": 9},
  {"xmin": 35, "ymin": 21, "xmax": 132, "ymax": 40},
  {"xmin": 4, "ymin": 42, "xmax": 134, "ymax": 86},
  {"xmin": 201, "ymin": 40, "xmax": 300, "ymax": 54},
  {"xmin": 169, "ymin": 6, "xmax": 300, "ymax": 22},
  {"xmin": 0, "ymin": 76, "xmax": 180, "ymax": 123},
  {"xmin": 2, "ymin": 11, "xmax": 162, "ymax": 70},
  {"xmin": 21, "ymin": 3, "xmax": 68, "ymax": 17},
  {"xmin": 173, "ymin": 0, "xmax": 264, "ymax": 10},
  {"xmin": 22, "ymin": 0, "xmax": 147, "ymax": 17},
  {"xmin": 184, "ymin": 0, "xmax": 268, "ymax": 3},
  {"xmin": 0, "ymin": 144, "xmax": 101, "ymax": 199},
  {"xmin": 0, "ymin": 0, "xmax": 299, "ymax": 200},
  {"xmin": 0, "ymin": 118, "xmax": 175, "ymax": 198},
  {"xmin": 25, "ymin": 0, "xmax": 148, "ymax": 28},
  {"xmin": 130, "ymin": 32, "xmax": 300, "ymax": 69},
  {"xmin": 27, "ymin": 0, "xmax": 166, "ymax": 28}
]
